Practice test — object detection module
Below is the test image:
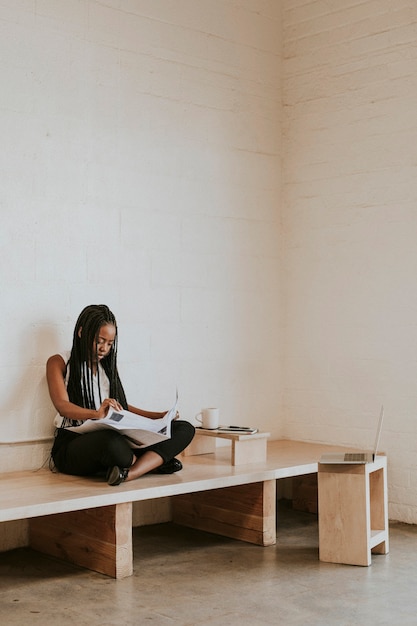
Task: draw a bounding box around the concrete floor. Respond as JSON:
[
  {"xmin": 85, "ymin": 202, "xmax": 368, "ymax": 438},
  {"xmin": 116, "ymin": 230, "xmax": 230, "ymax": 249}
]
[{"xmin": 1, "ymin": 501, "xmax": 416, "ymax": 626}]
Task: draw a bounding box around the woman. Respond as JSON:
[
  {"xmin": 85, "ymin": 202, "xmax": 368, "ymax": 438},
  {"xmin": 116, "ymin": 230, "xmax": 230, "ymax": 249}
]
[{"xmin": 47, "ymin": 304, "xmax": 195, "ymax": 485}]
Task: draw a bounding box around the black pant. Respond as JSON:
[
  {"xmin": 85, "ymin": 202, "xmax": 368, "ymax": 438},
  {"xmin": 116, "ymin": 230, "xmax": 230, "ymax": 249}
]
[{"xmin": 51, "ymin": 420, "xmax": 195, "ymax": 477}]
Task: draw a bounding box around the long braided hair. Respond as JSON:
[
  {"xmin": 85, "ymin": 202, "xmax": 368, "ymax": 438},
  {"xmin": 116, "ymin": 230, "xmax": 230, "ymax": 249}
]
[{"xmin": 66, "ymin": 304, "xmax": 128, "ymax": 411}]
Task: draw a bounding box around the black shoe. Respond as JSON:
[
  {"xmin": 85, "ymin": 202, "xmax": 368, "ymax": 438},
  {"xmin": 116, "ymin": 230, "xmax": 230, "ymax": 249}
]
[
  {"xmin": 155, "ymin": 458, "xmax": 183, "ymax": 474},
  {"xmin": 107, "ymin": 466, "xmax": 129, "ymax": 486}
]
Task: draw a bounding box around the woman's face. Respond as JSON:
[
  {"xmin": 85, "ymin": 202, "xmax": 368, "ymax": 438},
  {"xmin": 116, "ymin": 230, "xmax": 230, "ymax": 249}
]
[{"xmin": 93, "ymin": 323, "xmax": 116, "ymax": 362}]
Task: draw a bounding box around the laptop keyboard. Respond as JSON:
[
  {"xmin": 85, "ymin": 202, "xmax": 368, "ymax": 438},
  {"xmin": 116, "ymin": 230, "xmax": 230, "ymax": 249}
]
[{"xmin": 344, "ymin": 453, "xmax": 367, "ymax": 462}]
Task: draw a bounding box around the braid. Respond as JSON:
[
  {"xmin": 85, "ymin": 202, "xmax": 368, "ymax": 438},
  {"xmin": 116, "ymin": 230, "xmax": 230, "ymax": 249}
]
[{"xmin": 66, "ymin": 304, "xmax": 128, "ymax": 410}]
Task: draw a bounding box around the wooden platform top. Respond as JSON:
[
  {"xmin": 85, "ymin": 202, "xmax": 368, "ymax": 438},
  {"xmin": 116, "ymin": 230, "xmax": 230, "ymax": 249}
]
[
  {"xmin": 194, "ymin": 428, "xmax": 270, "ymax": 440},
  {"xmin": 0, "ymin": 439, "xmax": 352, "ymax": 523}
]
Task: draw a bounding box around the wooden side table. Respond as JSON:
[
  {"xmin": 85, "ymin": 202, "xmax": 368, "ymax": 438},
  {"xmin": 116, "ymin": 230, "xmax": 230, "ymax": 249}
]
[
  {"xmin": 184, "ymin": 429, "xmax": 270, "ymax": 465},
  {"xmin": 318, "ymin": 455, "xmax": 389, "ymax": 566}
]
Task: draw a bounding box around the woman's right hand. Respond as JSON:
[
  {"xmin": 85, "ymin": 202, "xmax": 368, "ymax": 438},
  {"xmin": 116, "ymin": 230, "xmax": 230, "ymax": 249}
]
[{"xmin": 96, "ymin": 398, "xmax": 123, "ymax": 419}]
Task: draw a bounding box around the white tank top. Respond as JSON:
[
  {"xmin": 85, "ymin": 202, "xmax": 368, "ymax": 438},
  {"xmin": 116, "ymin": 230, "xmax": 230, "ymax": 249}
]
[{"xmin": 53, "ymin": 351, "xmax": 110, "ymax": 428}]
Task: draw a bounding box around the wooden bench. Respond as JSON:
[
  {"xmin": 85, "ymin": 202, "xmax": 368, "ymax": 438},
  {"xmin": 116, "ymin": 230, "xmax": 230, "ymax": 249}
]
[{"xmin": 0, "ymin": 439, "xmax": 354, "ymax": 579}]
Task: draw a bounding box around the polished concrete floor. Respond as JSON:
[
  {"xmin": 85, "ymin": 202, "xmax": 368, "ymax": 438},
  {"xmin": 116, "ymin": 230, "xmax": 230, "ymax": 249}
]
[{"xmin": 1, "ymin": 501, "xmax": 416, "ymax": 626}]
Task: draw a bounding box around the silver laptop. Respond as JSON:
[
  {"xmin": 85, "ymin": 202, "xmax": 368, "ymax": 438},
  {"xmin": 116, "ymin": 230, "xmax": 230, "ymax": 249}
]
[{"xmin": 320, "ymin": 405, "xmax": 384, "ymax": 464}]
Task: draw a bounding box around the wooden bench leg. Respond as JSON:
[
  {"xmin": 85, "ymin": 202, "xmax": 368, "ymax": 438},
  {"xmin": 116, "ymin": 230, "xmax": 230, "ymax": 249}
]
[
  {"xmin": 29, "ymin": 502, "xmax": 133, "ymax": 579},
  {"xmin": 172, "ymin": 480, "xmax": 276, "ymax": 546},
  {"xmin": 318, "ymin": 459, "xmax": 389, "ymax": 566}
]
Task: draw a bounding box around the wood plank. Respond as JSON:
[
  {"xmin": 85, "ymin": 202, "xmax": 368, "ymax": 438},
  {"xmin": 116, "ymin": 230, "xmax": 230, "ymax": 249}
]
[
  {"xmin": 369, "ymin": 464, "xmax": 389, "ymax": 555},
  {"xmin": 186, "ymin": 430, "xmax": 270, "ymax": 465},
  {"xmin": 1, "ymin": 439, "xmax": 379, "ymax": 579},
  {"xmin": 292, "ymin": 474, "xmax": 318, "ymax": 514},
  {"xmin": 172, "ymin": 480, "xmax": 276, "ymax": 546},
  {"xmin": 318, "ymin": 457, "xmax": 389, "ymax": 566},
  {"xmin": 0, "ymin": 440, "xmax": 356, "ymax": 524},
  {"xmin": 29, "ymin": 502, "xmax": 133, "ymax": 578},
  {"xmin": 232, "ymin": 436, "xmax": 268, "ymax": 465},
  {"xmin": 190, "ymin": 430, "xmax": 270, "ymax": 442},
  {"xmin": 318, "ymin": 466, "xmax": 370, "ymax": 565}
]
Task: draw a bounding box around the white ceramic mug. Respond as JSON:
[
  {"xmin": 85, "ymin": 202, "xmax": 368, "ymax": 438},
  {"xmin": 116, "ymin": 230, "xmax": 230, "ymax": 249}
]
[{"xmin": 195, "ymin": 407, "xmax": 219, "ymax": 430}]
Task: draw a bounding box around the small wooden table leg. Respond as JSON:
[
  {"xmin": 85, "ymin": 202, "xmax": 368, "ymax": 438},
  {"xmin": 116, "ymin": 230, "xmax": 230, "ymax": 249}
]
[
  {"xmin": 29, "ymin": 502, "xmax": 133, "ymax": 579},
  {"xmin": 232, "ymin": 437, "xmax": 268, "ymax": 465}
]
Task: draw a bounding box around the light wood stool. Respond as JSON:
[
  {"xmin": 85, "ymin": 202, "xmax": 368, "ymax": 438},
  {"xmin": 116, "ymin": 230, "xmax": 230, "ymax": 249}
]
[{"xmin": 318, "ymin": 455, "xmax": 389, "ymax": 566}]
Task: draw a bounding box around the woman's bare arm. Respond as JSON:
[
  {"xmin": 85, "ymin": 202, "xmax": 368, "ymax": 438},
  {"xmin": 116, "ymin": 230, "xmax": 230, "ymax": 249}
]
[
  {"xmin": 46, "ymin": 354, "xmax": 121, "ymax": 421},
  {"xmin": 127, "ymin": 404, "xmax": 167, "ymax": 420}
]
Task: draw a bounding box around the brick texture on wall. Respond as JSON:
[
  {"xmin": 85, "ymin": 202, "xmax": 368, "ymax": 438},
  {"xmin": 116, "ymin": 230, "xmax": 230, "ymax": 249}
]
[
  {"xmin": 2, "ymin": 0, "xmax": 417, "ymax": 551},
  {"xmin": 0, "ymin": 0, "xmax": 282, "ymax": 445},
  {"xmin": 0, "ymin": 1, "xmax": 282, "ymax": 548},
  {"xmin": 282, "ymin": 0, "xmax": 417, "ymax": 523}
]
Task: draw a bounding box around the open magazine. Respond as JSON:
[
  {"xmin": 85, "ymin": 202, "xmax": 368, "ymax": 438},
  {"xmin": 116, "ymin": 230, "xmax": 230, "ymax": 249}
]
[{"xmin": 67, "ymin": 390, "xmax": 178, "ymax": 449}]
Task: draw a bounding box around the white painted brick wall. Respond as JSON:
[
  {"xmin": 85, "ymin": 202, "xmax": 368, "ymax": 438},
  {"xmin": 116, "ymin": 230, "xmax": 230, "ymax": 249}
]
[
  {"xmin": 282, "ymin": 0, "xmax": 417, "ymax": 523},
  {"xmin": 0, "ymin": 1, "xmax": 282, "ymax": 548},
  {"xmin": 4, "ymin": 0, "xmax": 417, "ymax": 550}
]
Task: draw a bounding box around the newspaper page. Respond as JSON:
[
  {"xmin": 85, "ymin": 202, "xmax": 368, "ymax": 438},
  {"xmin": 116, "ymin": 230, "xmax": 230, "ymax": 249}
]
[{"xmin": 67, "ymin": 390, "xmax": 179, "ymax": 449}]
